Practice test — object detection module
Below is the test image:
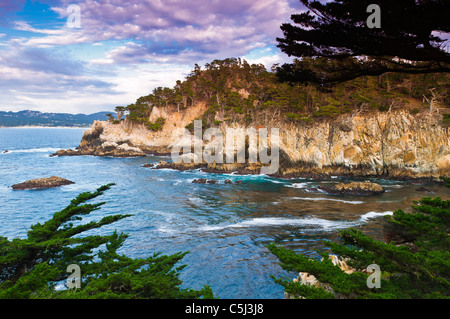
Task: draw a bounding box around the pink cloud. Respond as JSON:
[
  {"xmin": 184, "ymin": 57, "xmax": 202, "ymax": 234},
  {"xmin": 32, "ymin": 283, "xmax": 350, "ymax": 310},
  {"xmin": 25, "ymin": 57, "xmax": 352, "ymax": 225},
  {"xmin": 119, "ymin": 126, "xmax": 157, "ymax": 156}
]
[{"xmin": 44, "ymin": 0, "xmax": 294, "ymax": 64}]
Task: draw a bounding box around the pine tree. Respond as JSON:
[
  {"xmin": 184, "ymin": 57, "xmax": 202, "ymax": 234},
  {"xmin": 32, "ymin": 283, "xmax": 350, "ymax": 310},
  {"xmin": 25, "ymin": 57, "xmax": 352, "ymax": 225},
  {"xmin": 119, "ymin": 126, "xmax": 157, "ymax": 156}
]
[{"xmin": 0, "ymin": 184, "xmax": 213, "ymax": 299}]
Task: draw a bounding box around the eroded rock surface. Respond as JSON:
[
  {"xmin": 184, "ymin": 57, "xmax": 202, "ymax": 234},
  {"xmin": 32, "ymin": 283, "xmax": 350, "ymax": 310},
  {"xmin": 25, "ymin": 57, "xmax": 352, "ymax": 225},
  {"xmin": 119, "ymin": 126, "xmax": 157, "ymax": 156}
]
[
  {"xmin": 11, "ymin": 176, "xmax": 75, "ymax": 190},
  {"xmin": 319, "ymin": 181, "xmax": 385, "ymax": 196}
]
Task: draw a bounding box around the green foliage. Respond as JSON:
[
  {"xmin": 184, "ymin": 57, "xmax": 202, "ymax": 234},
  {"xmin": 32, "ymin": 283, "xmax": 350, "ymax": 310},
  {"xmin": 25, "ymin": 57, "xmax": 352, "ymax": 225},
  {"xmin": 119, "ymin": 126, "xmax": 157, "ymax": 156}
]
[
  {"xmin": 276, "ymin": 1, "xmax": 450, "ymax": 85},
  {"xmin": 119, "ymin": 57, "xmax": 449, "ymax": 127},
  {"xmin": 285, "ymin": 113, "xmax": 312, "ymax": 123},
  {"xmin": 268, "ymin": 181, "xmax": 450, "ymax": 299},
  {"xmin": 106, "ymin": 113, "xmax": 115, "ymax": 122},
  {"xmin": 146, "ymin": 117, "xmax": 166, "ymax": 132},
  {"xmin": 0, "ymin": 184, "xmax": 213, "ymax": 299},
  {"xmin": 443, "ymin": 114, "xmax": 450, "ymax": 127},
  {"xmin": 441, "ymin": 176, "xmax": 450, "ymax": 188}
]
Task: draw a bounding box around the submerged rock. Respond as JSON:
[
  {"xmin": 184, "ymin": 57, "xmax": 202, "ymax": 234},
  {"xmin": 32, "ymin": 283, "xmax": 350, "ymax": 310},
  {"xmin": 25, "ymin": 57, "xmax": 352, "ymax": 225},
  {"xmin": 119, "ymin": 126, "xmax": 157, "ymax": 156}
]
[
  {"xmin": 50, "ymin": 145, "xmax": 146, "ymax": 158},
  {"xmin": 415, "ymin": 186, "xmax": 432, "ymax": 192},
  {"xmin": 192, "ymin": 178, "xmax": 207, "ymax": 184},
  {"xmin": 151, "ymin": 160, "xmax": 206, "ymax": 171},
  {"xmin": 191, "ymin": 178, "xmax": 242, "ymax": 184},
  {"xmin": 319, "ymin": 181, "xmax": 385, "ymax": 196},
  {"xmin": 192, "ymin": 178, "xmax": 218, "ymax": 184},
  {"xmin": 11, "ymin": 176, "xmax": 75, "ymax": 190}
]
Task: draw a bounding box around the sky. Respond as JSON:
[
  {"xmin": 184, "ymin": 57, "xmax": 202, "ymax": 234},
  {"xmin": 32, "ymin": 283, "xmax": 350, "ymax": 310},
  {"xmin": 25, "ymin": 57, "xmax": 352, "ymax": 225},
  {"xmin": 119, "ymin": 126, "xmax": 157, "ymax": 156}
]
[{"xmin": 0, "ymin": 0, "xmax": 303, "ymax": 114}]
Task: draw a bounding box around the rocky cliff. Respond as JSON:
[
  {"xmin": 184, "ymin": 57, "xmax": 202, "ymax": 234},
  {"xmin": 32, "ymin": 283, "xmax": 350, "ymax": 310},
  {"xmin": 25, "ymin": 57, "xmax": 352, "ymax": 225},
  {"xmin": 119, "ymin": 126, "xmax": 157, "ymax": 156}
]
[{"xmin": 53, "ymin": 103, "xmax": 450, "ymax": 180}]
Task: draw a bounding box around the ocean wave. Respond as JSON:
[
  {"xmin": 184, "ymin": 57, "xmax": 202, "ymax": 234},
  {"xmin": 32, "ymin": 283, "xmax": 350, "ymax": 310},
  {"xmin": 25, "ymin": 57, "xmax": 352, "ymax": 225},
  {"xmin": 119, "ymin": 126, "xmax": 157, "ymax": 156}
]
[
  {"xmin": 289, "ymin": 197, "xmax": 364, "ymax": 204},
  {"xmin": 220, "ymin": 172, "xmax": 269, "ymax": 179},
  {"xmin": 284, "ymin": 182, "xmax": 311, "ymax": 189},
  {"xmin": 198, "ymin": 217, "xmax": 351, "ymax": 231},
  {"xmin": 198, "ymin": 211, "xmax": 393, "ymax": 232},
  {"xmin": 359, "ymin": 211, "xmax": 393, "ymax": 221},
  {"xmin": 2, "ymin": 147, "xmax": 61, "ymax": 154}
]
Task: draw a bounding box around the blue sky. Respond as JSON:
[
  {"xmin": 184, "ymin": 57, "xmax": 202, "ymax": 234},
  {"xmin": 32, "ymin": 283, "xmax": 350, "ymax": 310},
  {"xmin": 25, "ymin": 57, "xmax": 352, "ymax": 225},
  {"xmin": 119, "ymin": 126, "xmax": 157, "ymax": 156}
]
[{"xmin": 0, "ymin": 0, "xmax": 301, "ymax": 114}]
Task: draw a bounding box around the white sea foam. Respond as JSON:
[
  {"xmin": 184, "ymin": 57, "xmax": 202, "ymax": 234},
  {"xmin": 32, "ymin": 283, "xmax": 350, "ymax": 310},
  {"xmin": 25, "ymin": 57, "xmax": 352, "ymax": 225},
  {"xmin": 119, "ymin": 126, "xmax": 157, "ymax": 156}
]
[
  {"xmin": 383, "ymin": 184, "xmax": 404, "ymax": 188},
  {"xmin": 290, "ymin": 197, "xmax": 364, "ymax": 204},
  {"xmin": 188, "ymin": 197, "xmax": 204, "ymax": 203},
  {"xmin": 359, "ymin": 211, "xmax": 393, "ymax": 221},
  {"xmin": 267, "ymin": 179, "xmax": 285, "ymax": 184},
  {"xmin": 3, "ymin": 147, "xmax": 61, "ymax": 154},
  {"xmin": 198, "ymin": 211, "xmax": 394, "ymax": 232},
  {"xmin": 285, "ymin": 182, "xmax": 310, "ymax": 189}
]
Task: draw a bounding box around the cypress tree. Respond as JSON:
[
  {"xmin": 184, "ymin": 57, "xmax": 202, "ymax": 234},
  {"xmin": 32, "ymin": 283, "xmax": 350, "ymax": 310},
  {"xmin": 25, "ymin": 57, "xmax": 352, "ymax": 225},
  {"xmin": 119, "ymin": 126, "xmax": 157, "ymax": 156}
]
[
  {"xmin": 0, "ymin": 184, "xmax": 213, "ymax": 299},
  {"xmin": 268, "ymin": 177, "xmax": 450, "ymax": 299}
]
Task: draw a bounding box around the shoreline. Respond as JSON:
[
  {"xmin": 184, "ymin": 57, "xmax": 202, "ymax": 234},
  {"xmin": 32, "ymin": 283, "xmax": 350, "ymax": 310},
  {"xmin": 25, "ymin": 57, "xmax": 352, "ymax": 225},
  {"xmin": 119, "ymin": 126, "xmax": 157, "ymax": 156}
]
[{"xmin": 0, "ymin": 126, "xmax": 90, "ymax": 129}]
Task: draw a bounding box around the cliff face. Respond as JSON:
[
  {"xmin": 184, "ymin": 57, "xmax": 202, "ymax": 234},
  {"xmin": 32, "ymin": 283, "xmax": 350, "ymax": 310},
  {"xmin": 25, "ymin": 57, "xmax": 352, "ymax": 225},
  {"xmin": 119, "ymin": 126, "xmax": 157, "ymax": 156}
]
[
  {"xmin": 279, "ymin": 111, "xmax": 450, "ymax": 178},
  {"xmin": 64, "ymin": 104, "xmax": 450, "ymax": 179}
]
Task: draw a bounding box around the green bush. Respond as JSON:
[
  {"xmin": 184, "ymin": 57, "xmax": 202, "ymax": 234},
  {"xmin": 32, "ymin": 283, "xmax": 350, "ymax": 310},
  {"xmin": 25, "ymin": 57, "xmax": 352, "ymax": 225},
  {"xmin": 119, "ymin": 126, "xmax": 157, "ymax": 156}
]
[
  {"xmin": 443, "ymin": 114, "xmax": 450, "ymax": 127},
  {"xmin": 409, "ymin": 108, "xmax": 421, "ymax": 115},
  {"xmin": 286, "ymin": 113, "xmax": 312, "ymax": 122},
  {"xmin": 146, "ymin": 117, "xmax": 166, "ymax": 131}
]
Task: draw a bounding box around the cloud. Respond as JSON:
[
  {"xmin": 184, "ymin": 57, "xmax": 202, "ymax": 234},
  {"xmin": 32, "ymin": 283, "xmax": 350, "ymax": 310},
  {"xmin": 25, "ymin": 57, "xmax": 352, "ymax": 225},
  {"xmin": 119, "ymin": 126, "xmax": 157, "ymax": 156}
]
[
  {"xmin": 0, "ymin": 1, "xmax": 26, "ymax": 23},
  {"xmin": 13, "ymin": 21, "xmax": 65, "ymax": 35},
  {"xmin": 0, "ymin": 42, "xmax": 117, "ymax": 113},
  {"xmin": 33, "ymin": 0, "xmax": 294, "ymax": 64},
  {"xmin": 1, "ymin": 0, "xmax": 300, "ymax": 113}
]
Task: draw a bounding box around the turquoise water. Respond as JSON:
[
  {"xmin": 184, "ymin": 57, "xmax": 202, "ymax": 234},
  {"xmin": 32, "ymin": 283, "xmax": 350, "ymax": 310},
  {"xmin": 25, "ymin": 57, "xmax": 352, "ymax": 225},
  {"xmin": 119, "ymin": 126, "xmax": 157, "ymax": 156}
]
[{"xmin": 1, "ymin": 127, "xmax": 448, "ymax": 298}]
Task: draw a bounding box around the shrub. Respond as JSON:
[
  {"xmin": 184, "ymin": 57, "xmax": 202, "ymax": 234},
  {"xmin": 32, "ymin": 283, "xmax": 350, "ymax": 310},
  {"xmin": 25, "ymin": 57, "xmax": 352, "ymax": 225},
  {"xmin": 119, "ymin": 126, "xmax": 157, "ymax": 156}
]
[{"xmin": 146, "ymin": 117, "xmax": 166, "ymax": 131}]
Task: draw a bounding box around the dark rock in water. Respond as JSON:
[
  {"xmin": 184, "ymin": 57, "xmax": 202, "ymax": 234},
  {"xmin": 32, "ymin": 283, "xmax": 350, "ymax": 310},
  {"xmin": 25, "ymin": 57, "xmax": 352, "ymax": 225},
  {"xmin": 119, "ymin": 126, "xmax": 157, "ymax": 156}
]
[
  {"xmin": 318, "ymin": 181, "xmax": 384, "ymax": 196},
  {"xmin": 192, "ymin": 178, "xmax": 240, "ymax": 184},
  {"xmin": 142, "ymin": 163, "xmax": 155, "ymax": 168},
  {"xmin": 151, "ymin": 161, "xmax": 206, "ymax": 171},
  {"xmin": 234, "ymin": 180, "xmax": 243, "ymax": 184},
  {"xmin": 192, "ymin": 178, "xmax": 219, "ymax": 184},
  {"xmin": 415, "ymin": 186, "xmax": 432, "ymax": 192},
  {"xmin": 50, "ymin": 147, "xmax": 146, "ymax": 158},
  {"xmin": 11, "ymin": 176, "xmax": 75, "ymax": 190},
  {"xmin": 50, "ymin": 149, "xmax": 78, "ymax": 157},
  {"xmin": 192, "ymin": 178, "xmax": 207, "ymax": 184}
]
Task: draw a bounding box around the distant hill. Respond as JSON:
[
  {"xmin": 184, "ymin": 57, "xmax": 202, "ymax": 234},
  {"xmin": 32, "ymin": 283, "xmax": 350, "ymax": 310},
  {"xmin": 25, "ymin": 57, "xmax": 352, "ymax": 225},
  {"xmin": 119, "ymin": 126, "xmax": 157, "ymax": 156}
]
[{"xmin": 0, "ymin": 110, "xmax": 116, "ymax": 127}]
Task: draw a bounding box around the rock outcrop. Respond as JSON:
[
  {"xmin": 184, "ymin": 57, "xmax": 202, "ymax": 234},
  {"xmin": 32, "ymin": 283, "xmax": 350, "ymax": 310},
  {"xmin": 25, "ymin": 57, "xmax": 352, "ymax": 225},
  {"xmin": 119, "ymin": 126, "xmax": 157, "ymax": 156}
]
[
  {"xmin": 319, "ymin": 181, "xmax": 385, "ymax": 196},
  {"xmin": 11, "ymin": 176, "xmax": 75, "ymax": 190},
  {"xmin": 54, "ymin": 104, "xmax": 450, "ymax": 180},
  {"xmin": 51, "ymin": 121, "xmax": 146, "ymax": 158},
  {"xmin": 192, "ymin": 178, "xmax": 217, "ymax": 184},
  {"xmin": 286, "ymin": 255, "xmax": 355, "ymax": 299},
  {"xmin": 149, "ymin": 160, "xmax": 206, "ymax": 171},
  {"xmin": 191, "ymin": 178, "xmax": 243, "ymax": 184}
]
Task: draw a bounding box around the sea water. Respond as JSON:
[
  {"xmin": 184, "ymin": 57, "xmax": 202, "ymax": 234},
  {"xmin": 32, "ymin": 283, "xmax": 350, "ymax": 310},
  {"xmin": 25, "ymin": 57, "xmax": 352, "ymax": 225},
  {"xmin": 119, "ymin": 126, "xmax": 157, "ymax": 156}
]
[{"xmin": 1, "ymin": 127, "xmax": 447, "ymax": 298}]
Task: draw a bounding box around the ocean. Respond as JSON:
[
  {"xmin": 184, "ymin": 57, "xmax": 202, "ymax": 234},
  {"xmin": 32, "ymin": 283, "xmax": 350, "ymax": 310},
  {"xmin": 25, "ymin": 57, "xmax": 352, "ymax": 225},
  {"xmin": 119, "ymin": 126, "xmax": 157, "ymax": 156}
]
[{"xmin": 1, "ymin": 127, "xmax": 448, "ymax": 299}]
